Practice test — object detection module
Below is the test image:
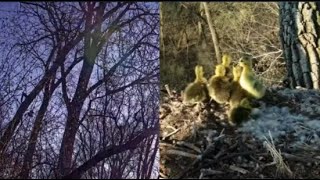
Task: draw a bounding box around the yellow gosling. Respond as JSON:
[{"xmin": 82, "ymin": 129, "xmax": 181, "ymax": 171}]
[
  {"xmin": 207, "ymin": 64, "xmax": 232, "ymax": 104},
  {"xmin": 229, "ymin": 65, "xmax": 249, "ymax": 108},
  {"xmin": 239, "ymin": 58, "xmax": 266, "ymax": 99},
  {"xmin": 228, "ymin": 98, "xmax": 252, "ymax": 126},
  {"xmin": 222, "ymin": 54, "xmax": 232, "ymax": 78},
  {"xmin": 183, "ymin": 65, "xmax": 208, "ymax": 104}
]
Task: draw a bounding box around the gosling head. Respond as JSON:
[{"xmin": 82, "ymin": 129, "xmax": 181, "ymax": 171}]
[
  {"xmin": 239, "ymin": 58, "xmax": 252, "ymax": 69},
  {"xmin": 240, "ymin": 98, "xmax": 252, "ymax": 109},
  {"xmin": 215, "ymin": 64, "xmax": 226, "ymax": 76},
  {"xmin": 222, "ymin": 54, "xmax": 231, "ymax": 67},
  {"xmin": 195, "ymin": 65, "xmax": 206, "ymax": 83}
]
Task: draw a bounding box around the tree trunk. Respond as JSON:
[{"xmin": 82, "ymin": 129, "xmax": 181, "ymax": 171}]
[
  {"xmin": 57, "ymin": 3, "xmax": 103, "ymax": 175},
  {"xmin": 19, "ymin": 80, "xmax": 54, "ymax": 179},
  {"xmin": 57, "ymin": 106, "xmax": 82, "ymax": 177},
  {"xmin": 0, "ymin": 49, "xmax": 67, "ymax": 154},
  {"xmin": 57, "ymin": 58, "xmax": 94, "ymax": 177},
  {"xmin": 279, "ymin": 2, "xmax": 320, "ymax": 89},
  {"xmin": 146, "ymin": 136, "xmax": 159, "ymax": 179}
]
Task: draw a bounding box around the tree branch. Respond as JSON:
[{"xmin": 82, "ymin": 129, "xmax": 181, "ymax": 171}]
[{"xmin": 62, "ymin": 126, "xmax": 159, "ymax": 179}]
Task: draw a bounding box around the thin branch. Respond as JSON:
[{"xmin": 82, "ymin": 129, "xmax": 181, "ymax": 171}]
[{"xmin": 62, "ymin": 126, "xmax": 159, "ymax": 179}]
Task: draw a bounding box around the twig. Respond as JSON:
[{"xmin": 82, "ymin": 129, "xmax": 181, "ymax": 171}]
[
  {"xmin": 175, "ymin": 129, "xmax": 225, "ymax": 179},
  {"xmin": 162, "ymin": 128, "xmax": 181, "ymax": 140},
  {"xmin": 219, "ymin": 151, "xmax": 257, "ymax": 161},
  {"xmin": 177, "ymin": 141, "xmax": 202, "ymax": 153},
  {"xmin": 229, "ymin": 165, "xmax": 249, "ymax": 174},
  {"xmin": 165, "ymin": 84, "xmax": 173, "ymax": 98},
  {"xmin": 252, "ymin": 50, "xmax": 282, "ymax": 59},
  {"xmin": 160, "ymin": 142, "xmax": 178, "ymax": 149},
  {"xmin": 199, "ymin": 168, "xmax": 225, "ymax": 179},
  {"xmin": 166, "ymin": 149, "xmax": 199, "ymax": 159},
  {"xmin": 167, "ymin": 125, "xmax": 178, "ymax": 131},
  {"xmin": 213, "ymin": 149, "xmax": 225, "ymax": 159},
  {"xmin": 159, "ymin": 172, "xmax": 168, "ymax": 179},
  {"xmin": 282, "ymin": 153, "xmax": 320, "ymax": 164}
]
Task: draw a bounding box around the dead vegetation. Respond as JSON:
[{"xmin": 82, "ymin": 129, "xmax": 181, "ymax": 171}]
[
  {"xmin": 160, "ymin": 86, "xmax": 320, "ymax": 179},
  {"xmin": 160, "ymin": 2, "xmax": 285, "ymax": 92}
]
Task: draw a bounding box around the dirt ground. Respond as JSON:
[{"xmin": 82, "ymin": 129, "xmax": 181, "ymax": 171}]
[{"xmin": 159, "ymin": 86, "xmax": 320, "ymax": 179}]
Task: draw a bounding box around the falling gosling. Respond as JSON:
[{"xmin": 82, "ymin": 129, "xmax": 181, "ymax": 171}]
[{"xmin": 238, "ymin": 58, "xmax": 266, "ymax": 99}]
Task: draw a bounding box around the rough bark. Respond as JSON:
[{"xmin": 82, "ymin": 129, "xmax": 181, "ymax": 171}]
[{"xmin": 279, "ymin": 2, "xmax": 320, "ymax": 89}]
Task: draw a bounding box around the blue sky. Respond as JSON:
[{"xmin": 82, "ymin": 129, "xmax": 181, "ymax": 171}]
[{"xmin": 0, "ymin": 2, "xmax": 18, "ymax": 11}]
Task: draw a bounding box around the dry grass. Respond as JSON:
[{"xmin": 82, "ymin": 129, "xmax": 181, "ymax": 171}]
[{"xmin": 263, "ymin": 131, "xmax": 293, "ymax": 178}]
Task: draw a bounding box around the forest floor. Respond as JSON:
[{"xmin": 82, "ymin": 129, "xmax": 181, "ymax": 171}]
[{"xmin": 159, "ymin": 85, "xmax": 320, "ymax": 179}]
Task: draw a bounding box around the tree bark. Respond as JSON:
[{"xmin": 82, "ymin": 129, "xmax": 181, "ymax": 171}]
[{"xmin": 279, "ymin": 2, "xmax": 320, "ymax": 89}]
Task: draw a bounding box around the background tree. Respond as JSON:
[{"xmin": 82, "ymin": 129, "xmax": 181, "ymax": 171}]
[{"xmin": 0, "ymin": 2, "xmax": 159, "ymax": 179}]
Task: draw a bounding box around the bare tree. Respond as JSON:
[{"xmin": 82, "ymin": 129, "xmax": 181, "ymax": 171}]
[{"xmin": 0, "ymin": 2, "xmax": 159, "ymax": 179}]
